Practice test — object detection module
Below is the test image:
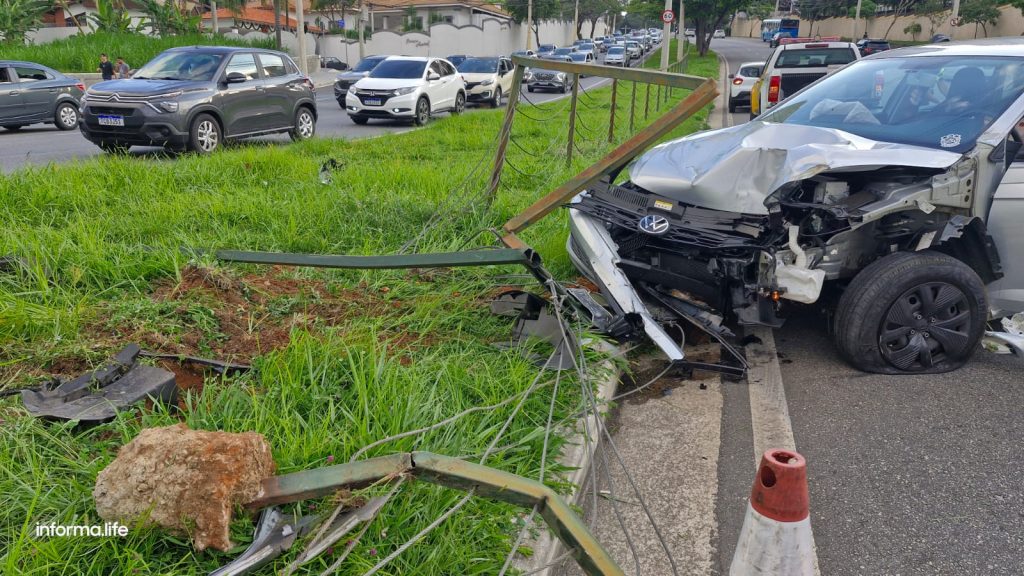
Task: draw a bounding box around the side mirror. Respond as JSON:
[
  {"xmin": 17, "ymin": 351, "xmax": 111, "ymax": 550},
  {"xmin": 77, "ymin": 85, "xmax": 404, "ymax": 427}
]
[
  {"xmin": 728, "ymin": 73, "xmax": 735, "ymax": 79},
  {"xmin": 427, "ymin": 72, "xmax": 441, "ymax": 81},
  {"xmin": 225, "ymin": 71, "xmax": 247, "ymax": 84}
]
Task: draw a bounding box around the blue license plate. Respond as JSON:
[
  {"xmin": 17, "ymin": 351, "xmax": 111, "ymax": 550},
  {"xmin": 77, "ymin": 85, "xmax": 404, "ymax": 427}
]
[
  {"xmin": 97, "ymin": 114, "xmax": 124, "ymax": 127},
  {"xmin": 364, "ymin": 98, "xmax": 382, "ymax": 106}
]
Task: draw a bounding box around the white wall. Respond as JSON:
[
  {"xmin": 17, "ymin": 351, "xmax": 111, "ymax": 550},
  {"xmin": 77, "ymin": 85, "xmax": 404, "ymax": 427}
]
[
  {"xmin": 26, "ymin": 27, "xmax": 82, "ymax": 44},
  {"xmin": 318, "ymin": 17, "xmax": 610, "ymax": 63}
]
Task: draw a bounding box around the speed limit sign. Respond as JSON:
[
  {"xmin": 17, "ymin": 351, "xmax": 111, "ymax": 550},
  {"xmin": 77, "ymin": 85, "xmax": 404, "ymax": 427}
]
[{"xmin": 661, "ymin": 9, "xmax": 675, "ymax": 24}]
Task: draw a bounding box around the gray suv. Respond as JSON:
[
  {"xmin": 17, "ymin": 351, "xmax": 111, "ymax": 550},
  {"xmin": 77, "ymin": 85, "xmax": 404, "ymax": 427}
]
[
  {"xmin": 80, "ymin": 46, "xmax": 317, "ymax": 154},
  {"xmin": 1, "ymin": 60, "xmax": 84, "ymax": 132}
]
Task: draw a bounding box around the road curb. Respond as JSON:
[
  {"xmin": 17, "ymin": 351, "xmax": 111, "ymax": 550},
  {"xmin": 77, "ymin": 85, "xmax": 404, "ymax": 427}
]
[{"xmin": 517, "ymin": 340, "xmax": 622, "ymax": 575}]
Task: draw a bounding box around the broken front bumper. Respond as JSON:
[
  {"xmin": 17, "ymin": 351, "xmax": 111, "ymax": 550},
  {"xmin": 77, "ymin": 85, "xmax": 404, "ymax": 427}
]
[{"xmin": 567, "ymin": 207, "xmax": 685, "ymax": 361}]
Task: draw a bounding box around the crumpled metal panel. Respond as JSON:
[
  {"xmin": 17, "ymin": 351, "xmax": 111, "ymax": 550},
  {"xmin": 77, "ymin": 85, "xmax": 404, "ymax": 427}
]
[{"xmin": 629, "ymin": 122, "xmax": 964, "ymax": 215}]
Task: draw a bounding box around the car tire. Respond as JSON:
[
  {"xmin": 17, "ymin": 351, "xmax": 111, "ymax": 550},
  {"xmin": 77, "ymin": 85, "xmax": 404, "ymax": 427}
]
[
  {"xmin": 98, "ymin": 140, "xmax": 129, "ymax": 154},
  {"xmin": 452, "ymin": 92, "xmax": 466, "ymax": 115},
  {"xmin": 527, "ymin": 86, "xmax": 535, "ymax": 92},
  {"xmin": 2, "ymin": 125, "xmax": 24, "ymax": 132},
  {"xmin": 350, "ymin": 115, "xmax": 369, "ymax": 125},
  {"xmin": 728, "ymin": 98, "xmax": 737, "ymax": 113},
  {"xmin": 560, "ymin": 83, "xmax": 568, "ymax": 94},
  {"xmin": 290, "ymin": 106, "xmax": 316, "ymax": 142},
  {"xmin": 833, "ymin": 251, "xmax": 987, "ymax": 375},
  {"xmin": 54, "ymin": 102, "xmax": 79, "ymax": 130},
  {"xmin": 749, "ymin": 111, "xmax": 758, "ymax": 121},
  {"xmin": 413, "ymin": 97, "xmax": 430, "ymax": 126},
  {"xmin": 188, "ymin": 113, "xmax": 221, "ymax": 154},
  {"xmin": 492, "ymin": 87, "xmax": 503, "ymax": 108}
]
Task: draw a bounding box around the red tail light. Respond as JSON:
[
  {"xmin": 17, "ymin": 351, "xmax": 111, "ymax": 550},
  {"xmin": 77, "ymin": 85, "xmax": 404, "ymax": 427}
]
[
  {"xmin": 767, "ymin": 75, "xmax": 781, "ymax": 104},
  {"xmin": 732, "ymin": 77, "xmax": 743, "ymax": 85},
  {"xmin": 303, "ymin": 77, "xmax": 315, "ymax": 92},
  {"xmin": 75, "ymin": 82, "xmax": 86, "ymax": 91}
]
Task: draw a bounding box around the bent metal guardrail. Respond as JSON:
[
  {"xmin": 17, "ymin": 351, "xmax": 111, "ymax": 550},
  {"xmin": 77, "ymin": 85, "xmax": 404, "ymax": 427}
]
[{"xmin": 244, "ymin": 452, "xmax": 625, "ymax": 576}]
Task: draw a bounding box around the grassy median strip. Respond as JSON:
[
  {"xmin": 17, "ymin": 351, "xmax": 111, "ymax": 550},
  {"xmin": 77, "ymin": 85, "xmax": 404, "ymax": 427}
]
[
  {"xmin": 0, "ymin": 32, "xmax": 275, "ymax": 73},
  {"xmin": 0, "ymin": 56, "xmax": 715, "ymax": 575}
]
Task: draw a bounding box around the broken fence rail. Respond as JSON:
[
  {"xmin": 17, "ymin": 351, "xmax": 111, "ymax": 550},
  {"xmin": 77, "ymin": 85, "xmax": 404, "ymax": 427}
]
[{"xmin": 244, "ymin": 451, "xmax": 624, "ymax": 576}]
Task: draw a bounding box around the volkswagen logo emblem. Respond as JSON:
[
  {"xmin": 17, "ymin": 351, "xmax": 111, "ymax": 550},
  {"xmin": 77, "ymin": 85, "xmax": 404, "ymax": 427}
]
[{"xmin": 637, "ymin": 214, "xmax": 670, "ymax": 235}]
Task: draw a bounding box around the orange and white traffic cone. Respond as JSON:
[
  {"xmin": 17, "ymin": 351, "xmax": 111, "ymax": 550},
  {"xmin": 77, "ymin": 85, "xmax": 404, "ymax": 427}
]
[{"xmin": 729, "ymin": 449, "xmax": 818, "ymax": 576}]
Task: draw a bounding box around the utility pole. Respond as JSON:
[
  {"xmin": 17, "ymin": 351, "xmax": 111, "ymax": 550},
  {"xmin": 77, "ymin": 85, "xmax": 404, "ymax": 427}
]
[
  {"xmin": 660, "ymin": 0, "xmax": 672, "ymax": 70},
  {"xmin": 677, "ymin": 0, "xmax": 684, "ymax": 62},
  {"xmin": 359, "ymin": 1, "xmax": 366, "ymax": 59},
  {"xmin": 852, "ymin": 0, "xmax": 862, "ymax": 39},
  {"xmin": 211, "ymin": 0, "xmax": 218, "ymax": 34},
  {"xmin": 274, "ymin": 0, "xmax": 282, "ymax": 49},
  {"xmin": 296, "ymin": 0, "xmax": 308, "ymax": 74},
  {"xmin": 526, "ymin": 0, "xmax": 533, "ymax": 49},
  {"xmin": 950, "ymin": 0, "xmax": 961, "ymax": 35}
]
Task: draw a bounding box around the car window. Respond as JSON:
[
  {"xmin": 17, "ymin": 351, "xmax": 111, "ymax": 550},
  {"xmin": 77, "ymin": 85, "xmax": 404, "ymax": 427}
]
[
  {"xmin": 761, "ymin": 55, "xmax": 1024, "ymax": 154},
  {"xmin": 284, "ymin": 57, "xmax": 299, "ymax": 75},
  {"xmin": 259, "ymin": 53, "xmax": 288, "ymax": 77},
  {"xmin": 14, "ymin": 66, "xmax": 48, "ymax": 82},
  {"xmin": 441, "ymin": 61, "xmax": 457, "ymax": 76},
  {"xmin": 0, "ymin": 68, "xmax": 10, "ymax": 83},
  {"xmin": 776, "ymin": 48, "xmax": 856, "ymax": 68},
  {"xmin": 739, "ymin": 66, "xmax": 762, "ymax": 77},
  {"xmin": 226, "ymin": 53, "xmax": 260, "ymax": 81}
]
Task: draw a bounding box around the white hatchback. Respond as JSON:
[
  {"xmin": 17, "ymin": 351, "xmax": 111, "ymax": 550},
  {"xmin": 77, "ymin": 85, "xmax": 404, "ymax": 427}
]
[
  {"xmin": 728, "ymin": 61, "xmax": 764, "ymax": 112},
  {"xmin": 346, "ymin": 56, "xmax": 466, "ymax": 126}
]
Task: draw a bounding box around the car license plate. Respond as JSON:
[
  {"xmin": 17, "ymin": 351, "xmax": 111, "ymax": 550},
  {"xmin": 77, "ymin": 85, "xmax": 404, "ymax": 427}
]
[
  {"xmin": 364, "ymin": 98, "xmax": 382, "ymax": 106},
  {"xmin": 97, "ymin": 115, "xmax": 124, "ymax": 127}
]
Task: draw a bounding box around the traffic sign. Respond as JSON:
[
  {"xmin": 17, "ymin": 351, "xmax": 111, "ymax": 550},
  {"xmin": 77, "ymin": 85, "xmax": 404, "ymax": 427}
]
[{"xmin": 661, "ymin": 9, "xmax": 675, "ymax": 24}]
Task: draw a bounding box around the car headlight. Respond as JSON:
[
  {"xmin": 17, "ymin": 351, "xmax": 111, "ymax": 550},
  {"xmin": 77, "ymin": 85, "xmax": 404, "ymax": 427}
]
[
  {"xmin": 555, "ymin": 73, "xmax": 566, "ymax": 80},
  {"xmin": 480, "ymin": 79, "xmax": 494, "ymax": 86},
  {"xmin": 158, "ymin": 101, "xmax": 178, "ymax": 113},
  {"xmin": 348, "ymin": 86, "xmax": 357, "ymax": 94},
  {"xmin": 394, "ymin": 86, "xmax": 417, "ymax": 95},
  {"xmin": 147, "ymin": 91, "xmax": 182, "ymax": 100}
]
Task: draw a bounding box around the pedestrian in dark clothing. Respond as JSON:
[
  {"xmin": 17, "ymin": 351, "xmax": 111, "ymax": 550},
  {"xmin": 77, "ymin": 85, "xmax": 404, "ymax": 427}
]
[{"xmin": 98, "ymin": 53, "xmax": 114, "ymax": 81}]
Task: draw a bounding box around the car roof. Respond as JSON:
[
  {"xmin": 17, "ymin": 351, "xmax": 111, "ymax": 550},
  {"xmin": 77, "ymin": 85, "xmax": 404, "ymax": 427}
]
[
  {"xmin": 164, "ymin": 45, "xmax": 286, "ymax": 55},
  {"xmin": 386, "ymin": 56, "xmax": 435, "ymax": 62},
  {"xmin": 0, "ymin": 60, "xmax": 62, "ymax": 73},
  {"xmin": 875, "ymin": 37, "xmax": 1024, "ymax": 58},
  {"xmin": 779, "ymin": 41, "xmax": 857, "ymax": 50},
  {"xmin": 738, "ymin": 61, "xmax": 765, "ymax": 68}
]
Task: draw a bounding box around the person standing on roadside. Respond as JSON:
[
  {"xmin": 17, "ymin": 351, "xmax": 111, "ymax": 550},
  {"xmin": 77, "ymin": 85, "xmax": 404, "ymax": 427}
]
[
  {"xmin": 97, "ymin": 53, "xmax": 114, "ymax": 81},
  {"xmin": 115, "ymin": 57, "xmax": 131, "ymax": 79}
]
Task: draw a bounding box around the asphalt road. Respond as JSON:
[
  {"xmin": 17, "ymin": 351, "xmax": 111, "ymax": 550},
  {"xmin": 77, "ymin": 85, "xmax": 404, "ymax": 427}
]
[
  {"xmin": 714, "ymin": 37, "xmax": 1024, "ymax": 575},
  {"xmin": 0, "ymin": 55, "xmax": 623, "ymax": 172}
]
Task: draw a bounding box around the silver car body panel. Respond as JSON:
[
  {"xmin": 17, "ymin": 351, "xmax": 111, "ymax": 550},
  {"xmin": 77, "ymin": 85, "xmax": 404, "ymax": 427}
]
[
  {"xmin": 628, "ymin": 122, "xmax": 962, "ymax": 215},
  {"xmin": 567, "ymin": 207, "xmax": 685, "ymax": 361}
]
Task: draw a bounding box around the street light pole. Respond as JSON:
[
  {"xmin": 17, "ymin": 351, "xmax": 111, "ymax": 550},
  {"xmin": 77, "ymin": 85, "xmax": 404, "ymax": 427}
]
[
  {"xmin": 572, "ymin": 0, "xmax": 579, "ymax": 42},
  {"xmin": 660, "ymin": 0, "xmax": 672, "ymax": 70},
  {"xmin": 677, "ymin": 0, "xmax": 684, "ymax": 62},
  {"xmin": 358, "ymin": 2, "xmax": 366, "ymax": 59},
  {"xmin": 950, "ymin": 0, "xmax": 961, "ymax": 35},
  {"xmin": 527, "ymin": 0, "xmax": 534, "ymax": 49},
  {"xmin": 296, "ymin": 0, "xmax": 308, "ymax": 74},
  {"xmin": 852, "ymin": 0, "xmax": 862, "ymax": 40}
]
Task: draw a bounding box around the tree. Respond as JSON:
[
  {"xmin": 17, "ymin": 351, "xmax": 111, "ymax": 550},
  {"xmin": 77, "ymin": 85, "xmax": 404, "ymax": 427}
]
[
  {"xmin": 743, "ymin": 2, "xmax": 773, "ymax": 37},
  {"xmin": 402, "ymin": 5, "xmax": 422, "ymax": 31},
  {"xmin": 0, "ymin": 0, "xmax": 49, "ymax": 44},
  {"xmin": 957, "ymin": 0, "xmax": 999, "ymax": 37},
  {"xmin": 916, "ymin": 0, "xmax": 948, "ymax": 37},
  {"xmin": 576, "ymin": 0, "xmax": 619, "ymax": 40},
  {"xmin": 846, "ymin": 0, "xmax": 876, "ymax": 19},
  {"xmin": 903, "ymin": 21, "xmax": 921, "ymax": 39},
  {"xmin": 683, "ymin": 0, "xmax": 746, "ymax": 55},
  {"xmin": 881, "ymin": 0, "xmax": 919, "ymax": 39},
  {"xmin": 501, "ymin": 0, "xmax": 560, "ymax": 45},
  {"xmin": 89, "ymin": 0, "xmax": 135, "ymax": 32},
  {"xmin": 141, "ymin": 0, "xmax": 201, "ymax": 34},
  {"xmin": 799, "ymin": 0, "xmax": 846, "ymax": 36}
]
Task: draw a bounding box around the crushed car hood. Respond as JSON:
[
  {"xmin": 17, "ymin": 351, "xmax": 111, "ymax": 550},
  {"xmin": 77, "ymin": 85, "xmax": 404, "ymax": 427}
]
[{"xmin": 628, "ymin": 122, "xmax": 964, "ymax": 215}]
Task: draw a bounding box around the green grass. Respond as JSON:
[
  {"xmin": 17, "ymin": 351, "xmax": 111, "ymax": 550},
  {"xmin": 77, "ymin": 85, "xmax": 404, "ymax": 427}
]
[
  {"xmin": 0, "ymin": 68, "xmax": 716, "ymax": 574},
  {"xmin": 0, "ymin": 31, "xmax": 275, "ymax": 73}
]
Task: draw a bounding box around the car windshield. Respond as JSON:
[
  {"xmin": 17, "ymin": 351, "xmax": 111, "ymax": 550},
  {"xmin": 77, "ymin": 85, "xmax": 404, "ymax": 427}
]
[
  {"xmin": 132, "ymin": 51, "xmax": 224, "ymax": 81},
  {"xmin": 570, "ymin": 53, "xmax": 588, "ymax": 61},
  {"xmin": 448, "ymin": 56, "xmax": 467, "ymax": 65},
  {"xmin": 457, "ymin": 57, "xmax": 498, "ymax": 73},
  {"xmin": 512, "ymin": 51, "xmax": 530, "ymax": 57},
  {"xmin": 760, "ymin": 55, "xmax": 1024, "ymax": 154},
  {"xmin": 608, "ymin": 47, "xmax": 625, "ymax": 54},
  {"xmin": 739, "ymin": 65, "xmax": 762, "ymax": 77},
  {"xmin": 581, "ymin": 44, "xmax": 595, "ymax": 51},
  {"xmin": 369, "ymin": 59, "xmax": 426, "ymax": 79},
  {"xmin": 353, "ymin": 57, "xmax": 385, "ymax": 72},
  {"xmin": 539, "ymin": 45, "xmax": 555, "ymax": 51},
  {"xmin": 775, "ymin": 47, "xmax": 857, "ymax": 68}
]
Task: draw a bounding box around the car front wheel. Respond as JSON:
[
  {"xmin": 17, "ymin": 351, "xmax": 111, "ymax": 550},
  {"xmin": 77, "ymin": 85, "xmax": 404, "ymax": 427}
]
[
  {"xmin": 55, "ymin": 102, "xmax": 79, "ymax": 130},
  {"xmin": 834, "ymin": 251, "xmax": 987, "ymax": 374},
  {"xmin": 492, "ymin": 87, "xmax": 502, "ymax": 108},
  {"xmin": 452, "ymin": 92, "xmax": 466, "ymax": 115},
  {"xmin": 414, "ymin": 97, "xmax": 430, "ymax": 126},
  {"xmin": 189, "ymin": 113, "xmax": 221, "ymax": 154},
  {"xmin": 290, "ymin": 107, "xmax": 316, "ymax": 142}
]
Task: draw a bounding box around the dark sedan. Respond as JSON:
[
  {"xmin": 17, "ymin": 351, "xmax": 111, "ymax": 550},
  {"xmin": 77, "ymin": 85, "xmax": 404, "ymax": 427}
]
[{"xmin": 0, "ymin": 60, "xmax": 84, "ymax": 132}]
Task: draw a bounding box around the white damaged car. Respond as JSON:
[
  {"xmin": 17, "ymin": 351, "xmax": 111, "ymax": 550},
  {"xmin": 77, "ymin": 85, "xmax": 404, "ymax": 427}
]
[{"xmin": 568, "ymin": 39, "xmax": 1024, "ymax": 373}]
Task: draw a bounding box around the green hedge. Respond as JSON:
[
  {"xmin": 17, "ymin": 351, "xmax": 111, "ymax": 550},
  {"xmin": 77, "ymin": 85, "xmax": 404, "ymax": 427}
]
[{"xmin": 0, "ymin": 31, "xmax": 276, "ymax": 73}]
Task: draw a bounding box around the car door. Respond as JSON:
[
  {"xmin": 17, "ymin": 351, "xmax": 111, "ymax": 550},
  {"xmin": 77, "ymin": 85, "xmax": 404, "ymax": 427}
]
[
  {"xmin": 218, "ymin": 52, "xmax": 268, "ymax": 135},
  {"xmin": 499, "ymin": 58, "xmax": 514, "ymax": 92},
  {"xmin": 0, "ymin": 66, "xmax": 25, "ymax": 123},
  {"xmin": 255, "ymin": 52, "xmax": 294, "ymax": 129},
  {"xmin": 426, "ymin": 60, "xmax": 452, "ymax": 110},
  {"xmin": 12, "ymin": 65, "xmax": 53, "ymax": 121},
  {"xmin": 441, "ymin": 60, "xmax": 461, "ymax": 108},
  {"xmin": 987, "ymin": 127, "xmax": 1024, "ymax": 315}
]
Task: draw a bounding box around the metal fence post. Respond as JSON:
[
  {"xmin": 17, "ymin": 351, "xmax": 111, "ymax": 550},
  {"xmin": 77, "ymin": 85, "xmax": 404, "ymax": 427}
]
[
  {"xmin": 608, "ymin": 79, "xmax": 617, "ymax": 143},
  {"xmin": 486, "ymin": 64, "xmax": 526, "ymax": 204},
  {"xmin": 629, "ymin": 81, "xmax": 637, "ymax": 133},
  {"xmin": 566, "ymin": 73, "xmax": 580, "ymax": 168},
  {"xmin": 644, "ymin": 82, "xmax": 651, "ymax": 120}
]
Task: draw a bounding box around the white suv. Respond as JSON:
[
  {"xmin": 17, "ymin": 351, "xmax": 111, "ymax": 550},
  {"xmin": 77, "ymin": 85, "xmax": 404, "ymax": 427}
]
[{"xmin": 346, "ymin": 56, "xmax": 466, "ymax": 126}]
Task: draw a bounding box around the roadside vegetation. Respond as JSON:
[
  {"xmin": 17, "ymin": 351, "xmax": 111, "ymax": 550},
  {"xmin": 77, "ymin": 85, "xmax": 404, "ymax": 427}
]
[
  {"xmin": 0, "ymin": 51, "xmax": 717, "ymax": 574},
  {"xmin": 0, "ymin": 31, "xmax": 274, "ymax": 73}
]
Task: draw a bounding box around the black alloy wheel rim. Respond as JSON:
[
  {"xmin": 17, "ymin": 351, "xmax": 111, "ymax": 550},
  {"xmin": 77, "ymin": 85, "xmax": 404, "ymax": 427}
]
[{"xmin": 878, "ymin": 281, "xmax": 972, "ymax": 371}]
